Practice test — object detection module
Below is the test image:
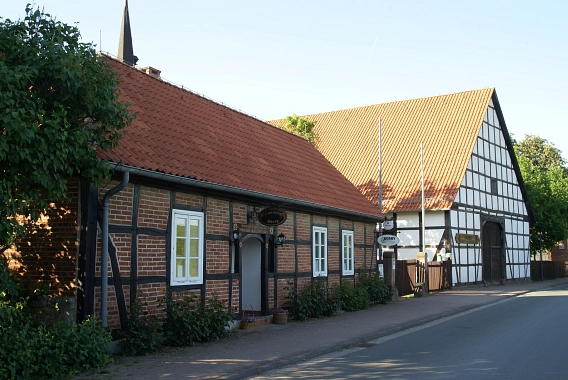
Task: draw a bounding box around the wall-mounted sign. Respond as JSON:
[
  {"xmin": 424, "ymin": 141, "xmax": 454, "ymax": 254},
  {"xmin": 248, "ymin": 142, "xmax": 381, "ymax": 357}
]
[
  {"xmin": 383, "ymin": 219, "xmax": 394, "ymax": 230},
  {"xmin": 234, "ymin": 223, "xmax": 273, "ymax": 235},
  {"xmin": 378, "ymin": 234, "xmax": 399, "ymax": 246},
  {"xmin": 455, "ymin": 233, "xmax": 480, "ymax": 245},
  {"xmin": 258, "ymin": 207, "xmax": 287, "ymax": 226}
]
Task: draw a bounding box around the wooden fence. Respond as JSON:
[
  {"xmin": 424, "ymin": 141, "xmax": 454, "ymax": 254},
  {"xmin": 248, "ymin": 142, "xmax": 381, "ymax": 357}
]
[
  {"xmin": 530, "ymin": 261, "xmax": 568, "ymax": 281},
  {"xmin": 395, "ymin": 259, "xmax": 452, "ymax": 297}
]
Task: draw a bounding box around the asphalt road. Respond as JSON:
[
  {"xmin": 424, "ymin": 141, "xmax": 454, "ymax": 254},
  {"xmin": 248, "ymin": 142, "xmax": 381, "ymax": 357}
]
[{"xmin": 253, "ymin": 284, "xmax": 568, "ymax": 379}]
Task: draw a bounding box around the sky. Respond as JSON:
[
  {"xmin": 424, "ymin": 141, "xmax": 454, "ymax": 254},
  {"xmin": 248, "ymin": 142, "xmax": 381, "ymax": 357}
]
[{"xmin": 4, "ymin": 1, "xmax": 568, "ymax": 159}]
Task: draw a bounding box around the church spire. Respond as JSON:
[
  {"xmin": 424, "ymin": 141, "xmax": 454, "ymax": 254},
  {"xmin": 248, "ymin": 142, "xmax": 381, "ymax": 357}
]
[{"xmin": 117, "ymin": 0, "xmax": 138, "ymax": 66}]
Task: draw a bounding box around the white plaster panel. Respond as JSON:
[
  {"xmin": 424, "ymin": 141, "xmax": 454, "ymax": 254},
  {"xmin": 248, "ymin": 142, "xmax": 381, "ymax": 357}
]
[
  {"xmin": 473, "ymin": 190, "xmax": 480, "ymax": 207},
  {"xmin": 466, "ymin": 188, "xmax": 473, "ymax": 205},
  {"xmin": 473, "ymin": 172, "xmax": 480, "ymax": 189},
  {"xmin": 474, "ymin": 213, "xmax": 480, "ymax": 230},
  {"xmin": 458, "ymin": 211, "xmax": 466, "ymax": 229},
  {"xmin": 459, "ymin": 248, "xmax": 468, "ymax": 265},
  {"xmin": 425, "ymin": 228, "xmax": 444, "ymax": 246},
  {"xmin": 425, "ymin": 211, "xmax": 445, "ymax": 227},
  {"xmin": 469, "ymin": 266, "xmax": 477, "ymax": 283},
  {"xmin": 514, "ymin": 265, "xmax": 519, "ymax": 279},
  {"xmin": 493, "ymin": 112, "xmax": 500, "ymax": 128},
  {"xmin": 397, "ymin": 213, "xmax": 419, "ymax": 228},
  {"xmin": 450, "ymin": 212, "xmax": 458, "ymax": 228},
  {"xmin": 506, "ymin": 233, "xmax": 513, "ymax": 249},
  {"xmin": 466, "ymin": 212, "xmax": 474, "ymax": 229},
  {"xmin": 458, "ymin": 187, "xmax": 467, "ymax": 203},
  {"xmin": 399, "ymin": 230, "xmax": 419, "ymax": 246},
  {"xmin": 461, "ymin": 267, "xmax": 469, "ymax": 284},
  {"xmin": 397, "ymin": 248, "xmax": 418, "ymax": 261}
]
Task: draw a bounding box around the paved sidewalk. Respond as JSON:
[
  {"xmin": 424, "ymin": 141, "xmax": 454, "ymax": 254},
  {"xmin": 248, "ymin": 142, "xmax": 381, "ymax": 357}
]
[{"xmin": 76, "ymin": 278, "xmax": 568, "ymax": 379}]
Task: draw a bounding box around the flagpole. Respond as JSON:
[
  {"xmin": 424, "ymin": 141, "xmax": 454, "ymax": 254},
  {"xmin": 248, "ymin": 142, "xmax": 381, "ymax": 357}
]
[
  {"xmin": 421, "ymin": 142, "xmax": 425, "ymax": 253},
  {"xmin": 378, "ymin": 119, "xmax": 383, "ymax": 213}
]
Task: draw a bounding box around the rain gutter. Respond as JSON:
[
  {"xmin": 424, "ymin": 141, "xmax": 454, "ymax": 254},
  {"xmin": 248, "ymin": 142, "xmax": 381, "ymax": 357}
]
[{"xmin": 109, "ymin": 163, "xmax": 384, "ymax": 223}]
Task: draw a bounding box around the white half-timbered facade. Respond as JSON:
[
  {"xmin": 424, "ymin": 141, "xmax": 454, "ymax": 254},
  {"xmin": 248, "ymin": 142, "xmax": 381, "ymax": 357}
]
[{"xmin": 273, "ymin": 88, "xmax": 534, "ymax": 286}]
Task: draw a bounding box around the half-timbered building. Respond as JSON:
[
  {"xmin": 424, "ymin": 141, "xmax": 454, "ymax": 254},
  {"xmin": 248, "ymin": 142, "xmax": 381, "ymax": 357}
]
[
  {"xmin": 272, "ymin": 88, "xmax": 534, "ymax": 286},
  {"xmin": 4, "ymin": 55, "xmax": 384, "ymax": 331}
]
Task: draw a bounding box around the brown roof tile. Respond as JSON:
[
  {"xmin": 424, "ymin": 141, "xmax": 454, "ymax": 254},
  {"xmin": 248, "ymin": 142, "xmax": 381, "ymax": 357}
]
[
  {"xmin": 271, "ymin": 88, "xmax": 494, "ymax": 212},
  {"xmin": 99, "ymin": 56, "xmax": 382, "ymax": 219}
]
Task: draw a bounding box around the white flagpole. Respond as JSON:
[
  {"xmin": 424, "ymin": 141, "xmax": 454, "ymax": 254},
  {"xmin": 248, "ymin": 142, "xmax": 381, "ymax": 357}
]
[
  {"xmin": 378, "ymin": 119, "xmax": 383, "ymax": 213},
  {"xmin": 421, "ymin": 142, "xmax": 425, "ymax": 253}
]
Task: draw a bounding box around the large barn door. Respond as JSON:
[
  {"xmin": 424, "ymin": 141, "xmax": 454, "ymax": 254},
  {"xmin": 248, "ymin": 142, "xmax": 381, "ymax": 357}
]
[{"xmin": 482, "ymin": 221, "xmax": 503, "ymax": 285}]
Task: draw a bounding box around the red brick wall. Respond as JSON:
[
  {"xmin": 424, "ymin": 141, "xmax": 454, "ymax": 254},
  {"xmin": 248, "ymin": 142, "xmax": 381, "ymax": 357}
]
[
  {"xmin": 550, "ymin": 240, "xmax": 568, "ymax": 262},
  {"xmin": 3, "ymin": 178, "xmax": 80, "ymax": 297},
  {"xmin": 6, "ymin": 177, "xmax": 379, "ymax": 328}
]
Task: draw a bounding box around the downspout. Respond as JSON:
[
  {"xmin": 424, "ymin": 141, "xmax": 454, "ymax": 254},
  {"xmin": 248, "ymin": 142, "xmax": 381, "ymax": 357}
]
[{"xmin": 101, "ymin": 171, "xmax": 130, "ymax": 328}]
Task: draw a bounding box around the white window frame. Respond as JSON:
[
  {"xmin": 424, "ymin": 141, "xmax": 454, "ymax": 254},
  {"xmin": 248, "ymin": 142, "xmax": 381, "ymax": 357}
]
[
  {"xmin": 170, "ymin": 209, "xmax": 204, "ymax": 285},
  {"xmin": 312, "ymin": 226, "xmax": 328, "ymax": 277},
  {"xmin": 342, "ymin": 230, "xmax": 354, "ymax": 275}
]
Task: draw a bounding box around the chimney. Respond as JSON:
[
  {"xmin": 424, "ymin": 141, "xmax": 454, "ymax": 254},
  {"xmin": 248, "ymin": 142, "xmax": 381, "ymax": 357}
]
[{"xmin": 140, "ymin": 66, "xmax": 161, "ymax": 79}]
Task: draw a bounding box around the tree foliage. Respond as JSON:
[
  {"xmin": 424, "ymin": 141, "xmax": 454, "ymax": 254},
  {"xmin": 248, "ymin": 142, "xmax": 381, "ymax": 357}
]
[
  {"xmin": 514, "ymin": 135, "xmax": 568, "ymax": 255},
  {"xmin": 0, "ymin": 6, "xmax": 133, "ymax": 248},
  {"xmin": 282, "ymin": 114, "xmax": 316, "ymax": 144},
  {"xmin": 514, "ymin": 134, "xmax": 567, "ymax": 174}
]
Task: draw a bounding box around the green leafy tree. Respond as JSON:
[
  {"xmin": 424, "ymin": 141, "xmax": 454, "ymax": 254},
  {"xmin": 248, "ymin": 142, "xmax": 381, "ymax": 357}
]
[
  {"xmin": 514, "ymin": 134, "xmax": 567, "ymax": 174},
  {"xmin": 514, "ymin": 136, "xmax": 568, "ymax": 255},
  {"xmin": 283, "ymin": 114, "xmax": 316, "ymax": 144},
  {"xmin": 0, "ymin": 6, "xmax": 133, "ymax": 249}
]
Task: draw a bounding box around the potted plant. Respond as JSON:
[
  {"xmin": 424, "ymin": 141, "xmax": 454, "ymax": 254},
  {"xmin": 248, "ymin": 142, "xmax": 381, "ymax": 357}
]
[
  {"xmin": 272, "ymin": 307, "xmax": 289, "ymax": 325},
  {"xmin": 240, "ymin": 316, "xmax": 256, "ymax": 330}
]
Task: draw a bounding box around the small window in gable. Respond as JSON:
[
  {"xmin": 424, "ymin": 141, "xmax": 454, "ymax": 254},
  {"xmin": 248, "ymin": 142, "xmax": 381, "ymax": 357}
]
[
  {"xmin": 171, "ymin": 209, "xmax": 204, "ymax": 285},
  {"xmin": 342, "ymin": 230, "xmax": 354, "ymax": 275},
  {"xmin": 490, "ymin": 179, "xmax": 498, "ymax": 195},
  {"xmin": 313, "ymin": 226, "xmax": 328, "ymax": 277}
]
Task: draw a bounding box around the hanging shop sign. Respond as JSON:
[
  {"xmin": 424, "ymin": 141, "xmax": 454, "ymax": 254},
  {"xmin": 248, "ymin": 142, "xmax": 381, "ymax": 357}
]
[
  {"xmin": 378, "ymin": 234, "xmax": 400, "ymax": 246},
  {"xmin": 455, "ymin": 233, "xmax": 480, "ymax": 245},
  {"xmin": 258, "ymin": 207, "xmax": 287, "ymax": 226},
  {"xmin": 382, "ymin": 219, "xmax": 394, "ymax": 230}
]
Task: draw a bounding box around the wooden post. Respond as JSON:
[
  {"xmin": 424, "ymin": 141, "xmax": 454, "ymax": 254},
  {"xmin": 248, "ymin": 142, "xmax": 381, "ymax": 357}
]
[{"xmin": 383, "ymin": 251, "xmax": 398, "ymax": 300}]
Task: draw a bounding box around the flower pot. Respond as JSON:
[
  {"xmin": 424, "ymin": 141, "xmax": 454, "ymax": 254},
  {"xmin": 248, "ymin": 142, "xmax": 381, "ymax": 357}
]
[
  {"xmin": 272, "ymin": 312, "xmax": 288, "ymax": 325},
  {"xmin": 240, "ymin": 320, "xmax": 255, "ymax": 330}
]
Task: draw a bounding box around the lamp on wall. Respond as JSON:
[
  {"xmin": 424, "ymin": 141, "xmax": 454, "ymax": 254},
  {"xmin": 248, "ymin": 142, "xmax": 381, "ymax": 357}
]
[
  {"xmin": 275, "ymin": 232, "xmax": 286, "ymax": 246},
  {"xmin": 232, "ymin": 229, "xmax": 239, "ymax": 243}
]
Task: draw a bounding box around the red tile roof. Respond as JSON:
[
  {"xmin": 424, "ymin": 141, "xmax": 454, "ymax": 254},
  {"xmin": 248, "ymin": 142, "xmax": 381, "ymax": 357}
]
[
  {"xmin": 270, "ymin": 88, "xmax": 494, "ymax": 212},
  {"xmin": 99, "ymin": 56, "xmax": 383, "ymax": 219}
]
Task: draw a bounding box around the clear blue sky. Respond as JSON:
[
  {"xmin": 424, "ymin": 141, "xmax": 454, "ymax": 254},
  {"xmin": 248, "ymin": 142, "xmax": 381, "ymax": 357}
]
[{"xmin": 4, "ymin": 1, "xmax": 568, "ymax": 159}]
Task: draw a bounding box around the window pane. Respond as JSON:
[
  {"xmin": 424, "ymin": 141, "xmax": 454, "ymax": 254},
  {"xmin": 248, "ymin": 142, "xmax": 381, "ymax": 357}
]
[
  {"xmin": 176, "ymin": 217, "xmax": 186, "ymax": 237},
  {"xmin": 189, "ymin": 258, "xmax": 198, "ymax": 277},
  {"xmin": 176, "ymin": 258, "xmax": 185, "ymax": 278},
  {"xmin": 315, "ymin": 232, "xmax": 320, "ymax": 245},
  {"xmin": 315, "ymin": 246, "xmax": 320, "ymax": 259},
  {"xmin": 189, "ymin": 239, "xmax": 198, "ymax": 258},
  {"xmin": 176, "ymin": 238, "xmax": 186, "ymax": 257},
  {"xmin": 190, "ymin": 219, "xmax": 199, "ymax": 238}
]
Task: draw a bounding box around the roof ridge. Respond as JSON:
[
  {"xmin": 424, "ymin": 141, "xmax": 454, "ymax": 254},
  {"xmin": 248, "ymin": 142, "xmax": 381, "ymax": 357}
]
[
  {"xmin": 101, "ymin": 52, "xmax": 300, "ymax": 138},
  {"xmin": 302, "ymin": 87, "xmax": 494, "ymax": 118}
]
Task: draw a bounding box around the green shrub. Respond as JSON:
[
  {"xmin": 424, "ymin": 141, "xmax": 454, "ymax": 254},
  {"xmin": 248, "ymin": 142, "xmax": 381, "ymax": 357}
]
[
  {"xmin": 0, "ymin": 315, "xmax": 111, "ymax": 379},
  {"xmin": 332, "ymin": 280, "xmax": 369, "ymax": 311},
  {"xmin": 0, "ymin": 261, "xmax": 111, "ymax": 379},
  {"xmin": 357, "ymin": 271, "xmax": 394, "ymax": 304},
  {"xmin": 120, "ymin": 295, "xmax": 161, "ymax": 356},
  {"xmin": 287, "ymin": 277, "xmax": 340, "ymax": 321},
  {"xmin": 162, "ymin": 293, "xmax": 233, "ymax": 347}
]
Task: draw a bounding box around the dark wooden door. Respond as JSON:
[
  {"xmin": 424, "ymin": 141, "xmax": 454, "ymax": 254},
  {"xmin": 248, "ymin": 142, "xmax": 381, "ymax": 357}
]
[{"xmin": 482, "ymin": 222, "xmax": 503, "ymax": 284}]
